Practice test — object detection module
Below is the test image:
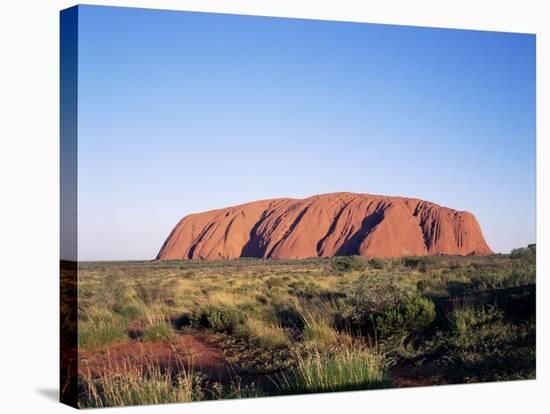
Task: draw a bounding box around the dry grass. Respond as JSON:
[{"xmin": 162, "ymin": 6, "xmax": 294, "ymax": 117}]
[
  {"xmin": 238, "ymin": 317, "xmax": 290, "ymax": 349},
  {"xmin": 75, "ymin": 253, "xmax": 535, "ymax": 406},
  {"xmin": 78, "ymin": 305, "xmax": 126, "ymax": 349},
  {"xmin": 79, "ymin": 357, "xmax": 201, "ymax": 408},
  {"xmin": 301, "ymin": 312, "xmax": 339, "ymax": 349},
  {"xmin": 279, "ymin": 341, "xmax": 389, "ymax": 393}
]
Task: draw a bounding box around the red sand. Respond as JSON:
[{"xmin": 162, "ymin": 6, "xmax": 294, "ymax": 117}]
[{"xmin": 79, "ymin": 333, "xmax": 229, "ymax": 380}]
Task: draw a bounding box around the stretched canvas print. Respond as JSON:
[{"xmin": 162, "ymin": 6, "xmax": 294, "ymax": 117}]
[{"xmin": 60, "ymin": 4, "xmax": 536, "ymax": 408}]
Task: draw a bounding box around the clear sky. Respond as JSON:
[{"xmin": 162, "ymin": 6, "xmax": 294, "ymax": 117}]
[{"xmin": 75, "ymin": 5, "xmax": 536, "ymax": 261}]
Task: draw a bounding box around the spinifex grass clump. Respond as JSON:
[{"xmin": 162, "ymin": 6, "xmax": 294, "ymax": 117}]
[
  {"xmin": 142, "ymin": 322, "xmax": 176, "ymax": 343},
  {"xmin": 279, "ymin": 342, "xmax": 389, "ymax": 393},
  {"xmin": 78, "ymin": 305, "xmax": 126, "ymax": 349},
  {"xmin": 79, "ymin": 361, "xmax": 203, "ymax": 408},
  {"xmin": 236, "ymin": 317, "xmax": 290, "ymax": 349},
  {"xmin": 141, "ymin": 307, "xmax": 176, "ymax": 343},
  {"xmin": 449, "ymin": 304, "xmax": 502, "ymax": 335},
  {"xmin": 303, "ymin": 319, "xmax": 338, "ymax": 348},
  {"xmin": 300, "ymin": 307, "xmax": 341, "ymax": 349},
  {"xmin": 115, "ymin": 302, "xmax": 147, "ymax": 322}
]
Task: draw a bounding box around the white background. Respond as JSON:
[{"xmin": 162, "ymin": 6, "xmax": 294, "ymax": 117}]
[{"xmin": 0, "ymin": 0, "xmax": 548, "ymax": 412}]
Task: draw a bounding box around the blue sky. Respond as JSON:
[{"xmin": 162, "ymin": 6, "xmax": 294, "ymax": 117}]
[{"xmin": 75, "ymin": 5, "xmax": 535, "ymax": 260}]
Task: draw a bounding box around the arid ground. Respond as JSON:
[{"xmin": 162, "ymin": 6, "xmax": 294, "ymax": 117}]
[{"xmin": 73, "ymin": 248, "xmax": 535, "ymax": 408}]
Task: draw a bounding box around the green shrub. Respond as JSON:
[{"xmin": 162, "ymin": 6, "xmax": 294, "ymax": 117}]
[
  {"xmin": 402, "ymin": 256, "xmax": 422, "ymax": 268},
  {"xmin": 438, "ymin": 304, "xmax": 535, "ymax": 382},
  {"xmin": 401, "ymin": 256, "xmax": 433, "ymax": 269},
  {"xmin": 345, "ymin": 273, "xmax": 415, "ymax": 322},
  {"xmin": 510, "ymin": 245, "xmax": 536, "ymax": 263},
  {"xmin": 470, "ymin": 267, "xmax": 535, "ymax": 291},
  {"xmin": 506, "ymin": 268, "xmax": 535, "ymax": 286},
  {"xmin": 368, "ymin": 258, "xmax": 384, "ymax": 270},
  {"xmin": 195, "ymin": 305, "xmax": 245, "ymax": 333},
  {"xmin": 330, "ymin": 256, "xmax": 366, "ymax": 273},
  {"xmin": 376, "ymin": 296, "xmax": 436, "ymax": 338},
  {"xmin": 449, "ymin": 304, "xmax": 502, "ymax": 335}
]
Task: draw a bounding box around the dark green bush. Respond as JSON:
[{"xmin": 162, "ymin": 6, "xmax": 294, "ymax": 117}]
[
  {"xmin": 402, "ymin": 256, "xmax": 422, "ymax": 268},
  {"xmin": 368, "ymin": 258, "xmax": 384, "ymax": 270},
  {"xmin": 194, "ymin": 305, "xmax": 245, "ymax": 333},
  {"xmin": 376, "ymin": 296, "xmax": 436, "ymax": 338},
  {"xmin": 510, "ymin": 245, "xmax": 536, "ymax": 263},
  {"xmin": 471, "ymin": 267, "xmax": 535, "ymax": 291},
  {"xmin": 508, "ymin": 268, "xmax": 535, "ymax": 286},
  {"xmin": 345, "ymin": 273, "xmax": 415, "ymax": 323},
  {"xmin": 401, "ymin": 256, "xmax": 433, "ymax": 269},
  {"xmin": 330, "ymin": 256, "xmax": 367, "ymax": 273}
]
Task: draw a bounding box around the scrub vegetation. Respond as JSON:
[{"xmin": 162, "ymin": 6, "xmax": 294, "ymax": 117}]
[{"xmin": 75, "ymin": 245, "xmax": 535, "ymax": 407}]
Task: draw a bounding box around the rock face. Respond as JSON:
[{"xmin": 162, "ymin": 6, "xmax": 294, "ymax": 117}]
[{"xmin": 157, "ymin": 193, "xmax": 493, "ymax": 260}]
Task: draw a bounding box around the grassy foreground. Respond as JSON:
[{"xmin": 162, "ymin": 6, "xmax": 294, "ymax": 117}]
[{"xmin": 76, "ymin": 246, "xmax": 535, "ymax": 407}]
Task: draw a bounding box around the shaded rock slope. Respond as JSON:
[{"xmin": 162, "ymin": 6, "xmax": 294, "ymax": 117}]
[{"xmin": 157, "ymin": 193, "xmax": 492, "ymax": 260}]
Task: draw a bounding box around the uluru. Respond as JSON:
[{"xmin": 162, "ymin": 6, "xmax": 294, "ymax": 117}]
[{"xmin": 156, "ymin": 192, "xmax": 493, "ymax": 260}]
